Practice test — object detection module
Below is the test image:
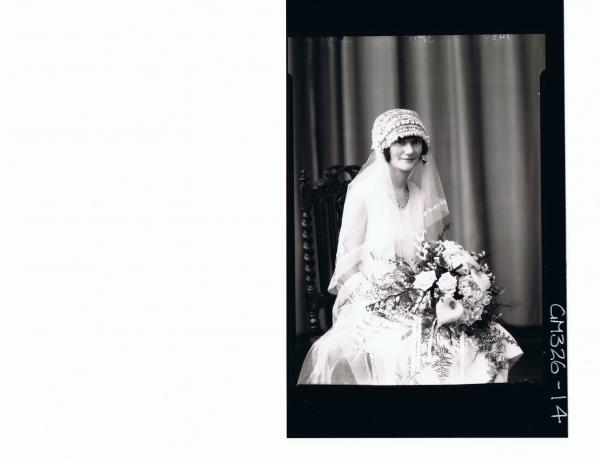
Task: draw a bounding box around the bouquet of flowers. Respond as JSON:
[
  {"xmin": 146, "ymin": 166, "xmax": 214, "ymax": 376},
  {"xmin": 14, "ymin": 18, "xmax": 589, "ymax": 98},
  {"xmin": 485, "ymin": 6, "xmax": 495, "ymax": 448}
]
[
  {"xmin": 413, "ymin": 238, "xmax": 502, "ymax": 329},
  {"xmin": 364, "ymin": 236, "xmax": 507, "ymax": 336},
  {"xmin": 359, "ymin": 227, "xmax": 521, "ymax": 382},
  {"xmin": 362, "ymin": 235, "xmax": 518, "ymax": 381}
]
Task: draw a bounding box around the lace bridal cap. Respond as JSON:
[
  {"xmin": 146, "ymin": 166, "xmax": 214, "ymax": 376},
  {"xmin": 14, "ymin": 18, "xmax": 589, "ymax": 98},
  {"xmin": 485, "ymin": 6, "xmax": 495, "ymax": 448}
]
[{"xmin": 328, "ymin": 109, "xmax": 450, "ymax": 294}]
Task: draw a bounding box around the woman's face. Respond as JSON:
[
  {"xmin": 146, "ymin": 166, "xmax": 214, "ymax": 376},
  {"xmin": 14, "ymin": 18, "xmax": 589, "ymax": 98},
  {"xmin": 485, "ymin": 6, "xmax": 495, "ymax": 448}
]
[{"xmin": 388, "ymin": 137, "xmax": 423, "ymax": 173}]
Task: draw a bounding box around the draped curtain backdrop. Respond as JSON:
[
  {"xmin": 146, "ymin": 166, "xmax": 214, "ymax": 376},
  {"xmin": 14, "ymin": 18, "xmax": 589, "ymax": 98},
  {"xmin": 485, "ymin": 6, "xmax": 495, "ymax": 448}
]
[{"xmin": 289, "ymin": 35, "xmax": 545, "ymax": 332}]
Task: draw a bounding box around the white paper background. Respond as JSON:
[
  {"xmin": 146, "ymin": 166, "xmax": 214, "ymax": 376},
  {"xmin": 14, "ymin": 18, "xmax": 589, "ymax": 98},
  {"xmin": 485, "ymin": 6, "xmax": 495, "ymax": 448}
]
[{"xmin": 0, "ymin": 0, "xmax": 596, "ymax": 460}]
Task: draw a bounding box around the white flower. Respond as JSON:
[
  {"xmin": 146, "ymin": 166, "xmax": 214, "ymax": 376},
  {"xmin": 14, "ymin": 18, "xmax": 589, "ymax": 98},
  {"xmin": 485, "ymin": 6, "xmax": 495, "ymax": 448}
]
[
  {"xmin": 442, "ymin": 240, "xmax": 462, "ymax": 251},
  {"xmin": 446, "ymin": 252, "xmax": 480, "ymax": 275},
  {"xmin": 435, "ymin": 295, "xmax": 464, "ymax": 326},
  {"xmin": 458, "ymin": 276, "xmax": 487, "ymax": 308},
  {"xmin": 470, "ymin": 269, "xmax": 491, "ymax": 292},
  {"xmin": 482, "ymin": 293, "xmax": 492, "ymax": 306},
  {"xmin": 441, "ymin": 241, "xmax": 462, "ymax": 260},
  {"xmin": 473, "ymin": 303, "xmax": 484, "ymax": 319},
  {"xmin": 461, "ymin": 303, "xmax": 484, "ymax": 325},
  {"xmin": 413, "ymin": 270, "xmax": 437, "ymax": 291},
  {"xmin": 437, "ymin": 272, "xmax": 457, "ymax": 294}
]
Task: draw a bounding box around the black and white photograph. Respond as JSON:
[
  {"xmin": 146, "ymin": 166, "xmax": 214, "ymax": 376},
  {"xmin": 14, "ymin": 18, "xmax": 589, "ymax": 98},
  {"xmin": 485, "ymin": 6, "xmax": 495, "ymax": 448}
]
[
  {"xmin": 289, "ymin": 34, "xmax": 544, "ymax": 386},
  {"xmin": 287, "ymin": 14, "xmax": 566, "ymax": 435}
]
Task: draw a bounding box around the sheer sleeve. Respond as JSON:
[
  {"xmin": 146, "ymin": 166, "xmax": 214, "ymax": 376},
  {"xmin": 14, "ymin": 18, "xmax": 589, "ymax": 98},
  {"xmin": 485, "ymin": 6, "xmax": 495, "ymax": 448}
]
[{"xmin": 327, "ymin": 185, "xmax": 368, "ymax": 295}]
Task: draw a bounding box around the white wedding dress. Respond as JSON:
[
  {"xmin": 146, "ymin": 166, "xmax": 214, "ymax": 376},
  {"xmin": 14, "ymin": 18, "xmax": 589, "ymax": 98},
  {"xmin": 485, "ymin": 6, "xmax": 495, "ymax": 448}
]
[{"xmin": 297, "ymin": 180, "xmax": 524, "ymax": 385}]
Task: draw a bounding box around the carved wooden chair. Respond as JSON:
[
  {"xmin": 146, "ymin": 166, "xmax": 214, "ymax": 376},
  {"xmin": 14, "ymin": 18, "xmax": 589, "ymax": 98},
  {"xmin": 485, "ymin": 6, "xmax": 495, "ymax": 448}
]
[{"xmin": 298, "ymin": 165, "xmax": 361, "ymax": 341}]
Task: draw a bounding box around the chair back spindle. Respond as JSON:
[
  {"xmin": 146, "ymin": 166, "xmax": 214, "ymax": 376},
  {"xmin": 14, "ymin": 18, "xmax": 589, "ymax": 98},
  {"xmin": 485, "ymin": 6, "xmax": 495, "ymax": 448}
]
[{"xmin": 299, "ymin": 165, "xmax": 360, "ymax": 338}]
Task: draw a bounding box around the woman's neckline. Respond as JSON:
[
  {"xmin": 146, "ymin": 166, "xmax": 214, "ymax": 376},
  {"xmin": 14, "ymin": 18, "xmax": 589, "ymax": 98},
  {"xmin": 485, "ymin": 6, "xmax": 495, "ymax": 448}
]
[{"xmin": 393, "ymin": 181, "xmax": 413, "ymax": 209}]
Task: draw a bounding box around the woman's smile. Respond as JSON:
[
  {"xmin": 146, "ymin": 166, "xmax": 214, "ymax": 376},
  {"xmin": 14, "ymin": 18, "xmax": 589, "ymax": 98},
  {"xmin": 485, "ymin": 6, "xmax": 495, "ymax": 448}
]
[{"xmin": 387, "ymin": 136, "xmax": 423, "ymax": 172}]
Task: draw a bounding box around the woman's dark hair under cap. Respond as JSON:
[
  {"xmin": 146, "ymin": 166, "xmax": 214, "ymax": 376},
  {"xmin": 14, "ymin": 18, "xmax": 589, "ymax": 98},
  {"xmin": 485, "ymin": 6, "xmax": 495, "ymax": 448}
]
[{"xmin": 383, "ymin": 136, "xmax": 429, "ymax": 162}]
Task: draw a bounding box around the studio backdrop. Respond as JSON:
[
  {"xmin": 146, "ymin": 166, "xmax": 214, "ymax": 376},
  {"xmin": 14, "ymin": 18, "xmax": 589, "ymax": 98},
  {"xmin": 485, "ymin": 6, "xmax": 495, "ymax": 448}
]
[{"xmin": 288, "ymin": 34, "xmax": 545, "ymax": 332}]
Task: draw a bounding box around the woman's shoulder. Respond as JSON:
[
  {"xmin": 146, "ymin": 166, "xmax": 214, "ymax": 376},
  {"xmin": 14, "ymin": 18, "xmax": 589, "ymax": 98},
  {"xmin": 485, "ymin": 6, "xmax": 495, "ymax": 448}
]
[{"xmin": 346, "ymin": 177, "xmax": 374, "ymax": 202}]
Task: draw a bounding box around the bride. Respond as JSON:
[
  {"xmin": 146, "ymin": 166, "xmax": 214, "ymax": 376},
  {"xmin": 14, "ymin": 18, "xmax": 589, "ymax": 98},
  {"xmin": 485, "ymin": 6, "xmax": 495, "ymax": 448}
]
[{"xmin": 298, "ymin": 109, "xmax": 523, "ymax": 385}]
